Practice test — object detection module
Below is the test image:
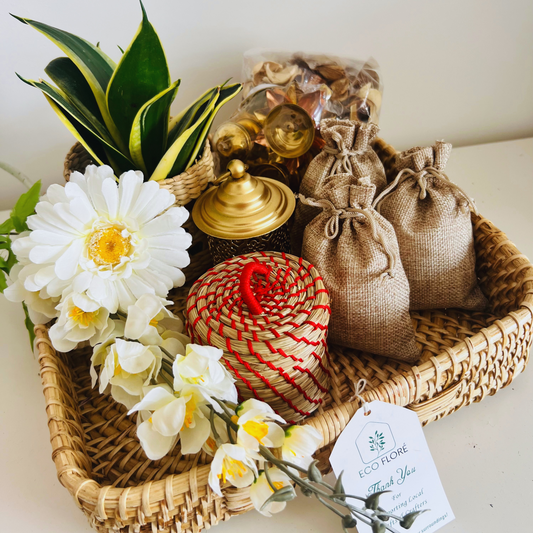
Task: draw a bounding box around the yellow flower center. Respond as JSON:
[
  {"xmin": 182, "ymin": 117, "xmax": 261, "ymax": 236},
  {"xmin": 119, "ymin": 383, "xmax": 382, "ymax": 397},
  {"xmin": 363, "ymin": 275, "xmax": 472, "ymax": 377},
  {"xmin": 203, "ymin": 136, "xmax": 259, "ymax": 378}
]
[
  {"xmin": 218, "ymin": 458, "xmax": 247, "ymax": 483},
  {"xmin": 114, "ymin": 363, "xmax": 123, "ymax": 376},
  {"xmin": 88, "ymin": 226, "xmax": 131, "ymax": 266},
  {"xmin": 205, "ymin": 436, "xmax": 216, "ymax": 452},
  {"xmin": 270, "ymin": 481, "xmax": 285, "ymax": 492},
  {"xmin": 242, "ymin": 420, "xmax": 269, "ymax": 443},
  {"xmin": 181, "ymin": 397, "xmax": 196, "ymax": 429},
  {"xmin": 68, "ymin": 306, "xmax": 98, "ymax": 327},
  {"xmin": 149, "ymin": 318, "xmax": 159, "ymax": 328}
]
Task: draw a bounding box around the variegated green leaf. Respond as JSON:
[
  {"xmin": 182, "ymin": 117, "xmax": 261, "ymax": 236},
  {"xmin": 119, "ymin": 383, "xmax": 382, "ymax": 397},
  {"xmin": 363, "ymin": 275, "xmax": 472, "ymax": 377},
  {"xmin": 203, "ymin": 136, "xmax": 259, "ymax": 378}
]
[
  {"xmin": 150, "ymin": 88, "xmax": 220, "ymax": 181},
  {"xmin": 11, "ymin": 13, "xmax": 124, "ymax": 151},
  {"xmin": 167, "ymin": 86, "xmax": 218, "ymax": 145},
  {"xmin": 106, "ymin": 1, "xmax": 170, "ymax": 153},
  {"xmin": 186, "ymin": 83, "xmax": 242, "ymax": 167},
  {"xmin": 129, "ymin": 79, "xmax": 181, "ymax": 177},
  {"xmin": 45, "ymin": 57, "xmax": 104, "ymax": 126},
  {"xmin": 20, "ymin": 75, "xmax": 134, "ymax": 173}
]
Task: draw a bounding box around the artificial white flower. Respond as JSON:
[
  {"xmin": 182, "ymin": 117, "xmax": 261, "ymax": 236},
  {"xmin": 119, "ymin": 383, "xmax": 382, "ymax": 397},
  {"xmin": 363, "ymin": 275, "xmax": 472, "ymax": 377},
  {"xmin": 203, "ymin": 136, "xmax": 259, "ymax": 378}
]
[
  {"xmin": 128, "ymin": 386, "xmax": 181, "ymax": 459},
  {"xmin": 202, "ymin": 415, "xmax": 229, "ymax": 456},
  {"xmin": 173, "ymin": 344, "xmax": 238, "ymax": 406},
  {"xmin": 48, "ymin": 292, "xmax": 115, "ymax": 352},
  {"xmin": 11, "ymin": 165, "xmax": 192, "ymax": 313},
  {"xmin": 208, "ymin": 443, "xmax": 258, "ymax": 496},
  {"xmin": 128, "ymin": 385, "xmax": 211, "ymax": 459},
  {"xmin": 91, "ymin": 336, "xmax": 162, "ymax": 408},
  {"xmin": 250, "ymin": 467, "xmax": 293, "ymax": 517},
  {"xmin": 235, "ymin": 399, "xmax": 286, "ymax": 455},
  {"xmin": 3, "ymin": 260, "xmax": 60, "ymax": 325},
  {"xmin": 125, "ymin": 293, "xmax": 183, "ymax": 345},
  {"xmin": 281, "ymin": 425, "xmax": 323, "ymax": 470}
]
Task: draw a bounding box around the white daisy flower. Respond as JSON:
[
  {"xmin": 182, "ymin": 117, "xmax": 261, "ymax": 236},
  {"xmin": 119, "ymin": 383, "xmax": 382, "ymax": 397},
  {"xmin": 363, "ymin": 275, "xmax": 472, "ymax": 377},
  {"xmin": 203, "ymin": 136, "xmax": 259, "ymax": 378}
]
[
  {"xmin": 12, "ymin": 165, "xmax": 192, "ymax": 313},
  {"xmin": 48, "ymin": 292, "xmax": 115, "ymax": 352},
  {"xmin": 4, "ymin": 262, "xmax": 60, "ymax": 325}
]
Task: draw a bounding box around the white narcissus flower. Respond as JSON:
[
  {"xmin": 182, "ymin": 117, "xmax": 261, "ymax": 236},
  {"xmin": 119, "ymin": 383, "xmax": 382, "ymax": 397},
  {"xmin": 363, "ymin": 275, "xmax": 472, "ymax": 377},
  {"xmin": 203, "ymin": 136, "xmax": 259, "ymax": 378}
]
[
  {"xmin": 202, "ymin": 415, "xmax": 229, "ymax": 456},
  {"xmin": 91, "ymin": 336, "xmax": 162, "ymax": 409},
  {"xmin": 124, "ymin": 293, "xmax": 183, "ymax": 345},
  {"xmin": 128, "ymin": 386, "xmax": 181, "ymax": 460},
  {"xmin": 281, "ymin": 425, "xmax": 323, "ymax": 470},
  {"xmin": 173, "ymin": 344, "xmax": 238, "ymax": 405},
  {"xmin": 208, "ymin": 443, "xmax": 258, "ymax": 497},
  {"xmin": 48, "ymin": 292, "xmax": 115, "ymax": 352},
  {"xmin": 128, "ymin": 385, "xmax": 211, "ymax": 459},
  {"xmin": 250, "ymin": 467, "xmax": 293, "ymax": 517},
  {"xmin": 235, "ymin": 399, "xmax": 285, "ymax": 455},
  {"xmin": 11, "ymin": 165, "xmax": 192, "ymax": 314}
]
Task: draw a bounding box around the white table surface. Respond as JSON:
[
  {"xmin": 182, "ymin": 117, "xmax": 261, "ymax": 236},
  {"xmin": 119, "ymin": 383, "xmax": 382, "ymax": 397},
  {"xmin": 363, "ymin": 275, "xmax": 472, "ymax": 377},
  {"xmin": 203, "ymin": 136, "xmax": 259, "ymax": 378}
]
[{"xmin": 0, "ymin": 138, "xmax": 532, "ymax": 533}]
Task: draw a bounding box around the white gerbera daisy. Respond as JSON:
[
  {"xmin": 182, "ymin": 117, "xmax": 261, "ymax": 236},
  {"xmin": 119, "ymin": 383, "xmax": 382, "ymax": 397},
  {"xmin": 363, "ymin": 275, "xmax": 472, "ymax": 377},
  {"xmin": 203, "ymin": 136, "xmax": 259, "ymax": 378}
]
[{"xmin": 11, "ymin": 165, "xmax": 192, "ymax": 313}]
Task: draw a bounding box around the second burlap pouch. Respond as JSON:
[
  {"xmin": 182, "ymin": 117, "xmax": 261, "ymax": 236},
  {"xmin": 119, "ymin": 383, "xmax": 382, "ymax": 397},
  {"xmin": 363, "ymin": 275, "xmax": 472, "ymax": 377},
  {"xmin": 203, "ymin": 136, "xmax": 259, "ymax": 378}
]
[
  {"xmin": 373, "ymin": 140, "xmax": 488, "ymax": 311},
  {"xmin": 291, "ymin": 118, "xmax": 387, "ymax": 255},
  {"xmin": 300, "ymin": 176, "xmax": 420, "ymax": 362}
]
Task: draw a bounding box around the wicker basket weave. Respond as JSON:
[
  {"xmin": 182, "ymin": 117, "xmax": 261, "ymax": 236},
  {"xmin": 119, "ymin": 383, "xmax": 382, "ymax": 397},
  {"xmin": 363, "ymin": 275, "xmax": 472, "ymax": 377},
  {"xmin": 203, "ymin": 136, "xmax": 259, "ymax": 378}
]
[
  {"xmin": 35, "ymin": 138, "xmax": 532, "ymax": 532},
  {"xmin": 63, "ymin": 140, "xmax": 215, "ymax": 207}
]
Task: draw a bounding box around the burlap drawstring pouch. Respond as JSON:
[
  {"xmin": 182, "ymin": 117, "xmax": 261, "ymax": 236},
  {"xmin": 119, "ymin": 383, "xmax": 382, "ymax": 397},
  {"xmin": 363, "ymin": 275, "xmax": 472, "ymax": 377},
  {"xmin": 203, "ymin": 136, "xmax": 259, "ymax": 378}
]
[
  {"xmin": 291, "ymin": 118, "xmax": 387, "ymax": 255},
  {"xmin": 373, "ymin": 141, "xmax": 489, "ymax": 311},
  {"xmin": 299, "ymin": 176, "xmax": 420, "ymax": 363}
]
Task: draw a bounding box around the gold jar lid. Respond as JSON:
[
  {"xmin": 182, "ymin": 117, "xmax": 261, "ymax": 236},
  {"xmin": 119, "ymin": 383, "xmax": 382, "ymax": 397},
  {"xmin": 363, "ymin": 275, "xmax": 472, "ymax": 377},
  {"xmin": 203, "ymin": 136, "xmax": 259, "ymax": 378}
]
[{"xmin": 192, "ymin": 160, "xmax": 295, "ymax": 240}]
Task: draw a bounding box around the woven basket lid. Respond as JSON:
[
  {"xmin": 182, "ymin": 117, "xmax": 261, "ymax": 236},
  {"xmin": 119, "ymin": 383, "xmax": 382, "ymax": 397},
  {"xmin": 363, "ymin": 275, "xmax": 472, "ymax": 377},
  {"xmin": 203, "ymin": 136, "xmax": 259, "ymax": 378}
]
[
  {"xmin": 192, "ymin": 160, "xmax": 295, "ymax": 240},
  {"xmin": 186, "ymin": 251, "xmax": 331, "ymax": 423}
]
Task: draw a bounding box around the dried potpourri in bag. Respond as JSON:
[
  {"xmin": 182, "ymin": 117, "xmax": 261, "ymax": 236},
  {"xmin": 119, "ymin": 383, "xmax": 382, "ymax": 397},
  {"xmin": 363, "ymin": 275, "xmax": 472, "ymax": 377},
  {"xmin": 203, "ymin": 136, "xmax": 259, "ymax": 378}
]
[
  {"xmin": 373, "ymin": 141, "xmax": 489, "ymax": 311},
  {"xmin": 291, "ymin": 118, "xmax": 386, "ymax": 255},
  {"xmin": 300, "ymin": 176, "xmax": 420, "ymax": 363},
  {"xmin": 242, "ymin": 50, "xmax": 383, "ymax": 124},
  {"xmin": 213, "ymin": 50, "xmax": 382, "ymax": 191}
]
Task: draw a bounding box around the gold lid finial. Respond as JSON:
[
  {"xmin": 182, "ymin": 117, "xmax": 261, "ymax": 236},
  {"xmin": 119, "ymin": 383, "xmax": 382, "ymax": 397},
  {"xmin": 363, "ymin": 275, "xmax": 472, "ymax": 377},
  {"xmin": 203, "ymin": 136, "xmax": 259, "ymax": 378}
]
[{"xmin": 192, "ymin": 160, "xmax": 295, "ymax": 240}]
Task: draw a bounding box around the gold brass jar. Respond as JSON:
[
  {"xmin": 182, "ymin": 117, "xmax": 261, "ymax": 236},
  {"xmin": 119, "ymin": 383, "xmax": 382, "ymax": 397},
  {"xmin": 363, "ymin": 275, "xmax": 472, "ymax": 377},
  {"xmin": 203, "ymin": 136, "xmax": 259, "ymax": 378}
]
[{"xmin": 192, "ymin": 160, "xmax": 295, "ymax": 265}]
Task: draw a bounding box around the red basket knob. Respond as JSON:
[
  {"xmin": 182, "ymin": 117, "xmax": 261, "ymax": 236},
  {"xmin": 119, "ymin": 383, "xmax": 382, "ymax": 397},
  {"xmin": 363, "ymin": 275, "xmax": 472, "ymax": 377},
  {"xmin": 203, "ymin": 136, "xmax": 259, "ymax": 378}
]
[{"xmin": 239, "ymin": 262, "xmax": 269, "ymax": 315}]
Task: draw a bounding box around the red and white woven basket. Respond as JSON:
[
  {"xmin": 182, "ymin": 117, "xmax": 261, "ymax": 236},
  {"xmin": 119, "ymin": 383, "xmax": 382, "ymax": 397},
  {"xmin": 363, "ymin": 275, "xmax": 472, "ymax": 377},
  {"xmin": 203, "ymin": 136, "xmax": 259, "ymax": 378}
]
[{"xmin": 185, "ymin": 251, "xmax": 331, "ymax": 423}]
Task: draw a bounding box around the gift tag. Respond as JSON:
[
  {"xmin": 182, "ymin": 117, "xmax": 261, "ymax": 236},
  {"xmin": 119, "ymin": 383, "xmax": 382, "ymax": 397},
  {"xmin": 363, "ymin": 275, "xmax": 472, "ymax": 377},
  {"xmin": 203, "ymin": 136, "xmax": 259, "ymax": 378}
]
[{"xmin": 330, "ymin": 401, "xmax": 454, "ymax": 533}]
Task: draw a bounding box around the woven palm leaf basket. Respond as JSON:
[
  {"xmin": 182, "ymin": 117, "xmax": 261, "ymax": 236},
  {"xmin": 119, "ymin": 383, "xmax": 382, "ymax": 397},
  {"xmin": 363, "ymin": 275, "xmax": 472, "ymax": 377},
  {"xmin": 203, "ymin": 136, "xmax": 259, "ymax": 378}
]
[{"xmin": 34, "ymin": 138, "xmax": 533, "ymax": 533}]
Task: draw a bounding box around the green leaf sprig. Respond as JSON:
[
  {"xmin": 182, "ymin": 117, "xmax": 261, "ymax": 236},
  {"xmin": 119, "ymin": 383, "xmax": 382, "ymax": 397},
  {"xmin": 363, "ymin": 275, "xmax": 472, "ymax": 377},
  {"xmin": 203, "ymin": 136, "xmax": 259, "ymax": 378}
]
[{"xmin": 0, "ymin": 180, "xmax": 41, "ymax": 347}]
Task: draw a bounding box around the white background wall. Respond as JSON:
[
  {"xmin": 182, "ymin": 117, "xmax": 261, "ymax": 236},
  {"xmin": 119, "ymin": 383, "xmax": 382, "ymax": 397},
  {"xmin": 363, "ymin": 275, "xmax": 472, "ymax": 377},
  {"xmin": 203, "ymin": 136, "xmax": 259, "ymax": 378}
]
[{"xmin": 0, "ymin": 0, "xmax": 532, "ymax": 209}]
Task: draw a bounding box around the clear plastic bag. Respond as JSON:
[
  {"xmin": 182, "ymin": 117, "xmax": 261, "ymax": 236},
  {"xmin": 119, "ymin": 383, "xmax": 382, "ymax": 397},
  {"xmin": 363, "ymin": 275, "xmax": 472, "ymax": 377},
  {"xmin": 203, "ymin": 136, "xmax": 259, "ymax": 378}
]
[{"xmin": 213, "ymin": 50, "xmax": 383, "ymax": 190}]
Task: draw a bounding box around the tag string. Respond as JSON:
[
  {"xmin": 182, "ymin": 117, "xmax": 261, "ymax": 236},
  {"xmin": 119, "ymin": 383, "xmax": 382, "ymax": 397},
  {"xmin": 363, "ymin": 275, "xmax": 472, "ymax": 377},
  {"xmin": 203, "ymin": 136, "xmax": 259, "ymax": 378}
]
[{"xmin": 349, "ymin": 378, "xmax": 370, "ymax": 415}]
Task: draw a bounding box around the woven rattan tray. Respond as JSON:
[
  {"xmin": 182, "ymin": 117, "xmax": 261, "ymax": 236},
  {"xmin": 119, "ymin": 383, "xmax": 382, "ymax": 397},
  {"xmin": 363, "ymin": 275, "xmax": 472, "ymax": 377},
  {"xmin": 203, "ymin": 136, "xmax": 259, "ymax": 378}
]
[{"xmin": 34, "ymin": 138, "xmax": 533, "ymax": 532}]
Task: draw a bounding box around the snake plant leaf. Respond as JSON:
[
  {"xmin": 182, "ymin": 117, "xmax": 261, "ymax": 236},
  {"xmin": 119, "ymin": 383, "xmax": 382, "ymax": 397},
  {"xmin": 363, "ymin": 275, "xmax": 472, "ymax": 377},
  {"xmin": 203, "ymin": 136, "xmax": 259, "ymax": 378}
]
[
  {"xmin": 45, "ymin": 57, "xmax": 104, "ymax": 126},
  {"xmin": 44, "ymin": 94, "xmax": 132, "ymax": 176},
  {"xmin": 151, "ymin": 88, "xmax": 220, "ymax": 181},
  {"xmin": 11, "ymin": 14, "xmax": 123, "ymax": 151},
  {"xmin": 106, "ymin": 1, "xmax": 170, "ymax": 153},
  {"xmin": 43, "ymin": 94, "xmax": 107, "ymax": 167},
  {"xmin": 167, "ymin": 86, "xmax": 218, "ymax": 146},
  {"xmin": 186, "ymin": 83, "xmax": 242, "ymax": 167},
  {"xmin": 129, "ymin": 79, "xmax": 181, "ymax": 177},
  {"xmin": 18, "ymin": 75, "xmax": 121, "ymax": 154}
]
